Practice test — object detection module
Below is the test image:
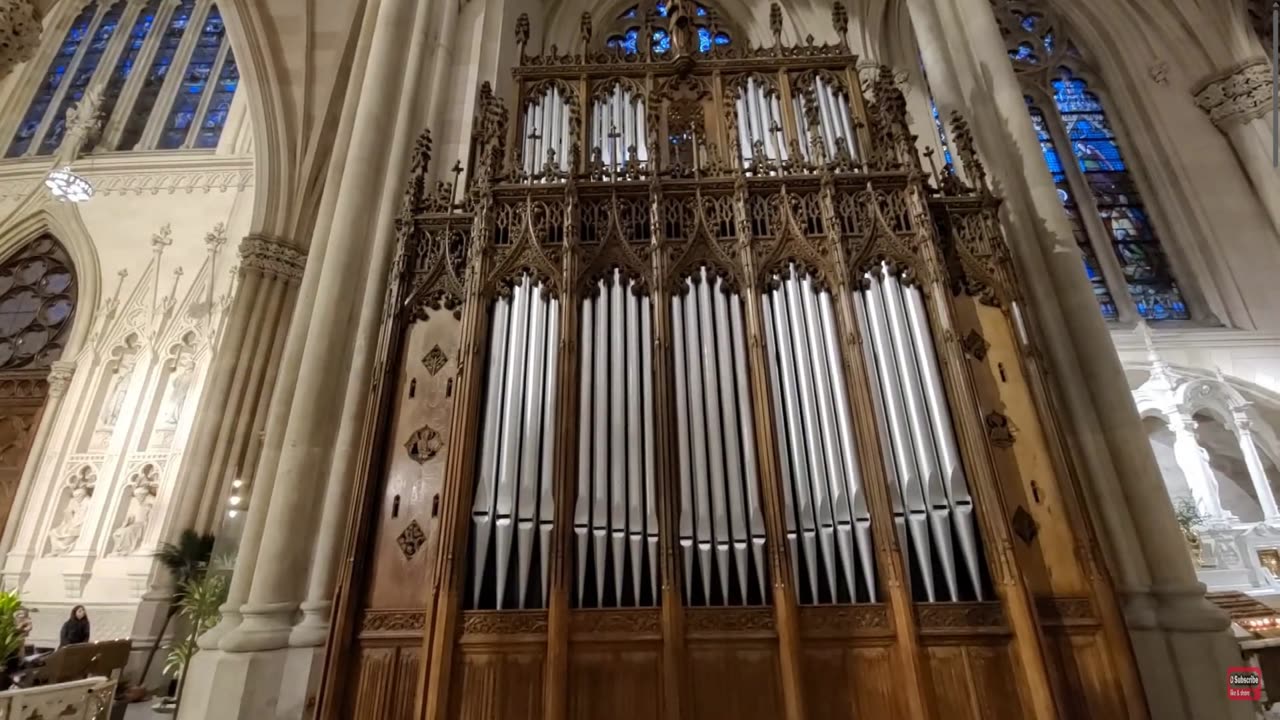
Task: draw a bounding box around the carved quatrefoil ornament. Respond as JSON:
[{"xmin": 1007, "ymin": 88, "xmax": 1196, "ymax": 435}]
[{"xmin": 397, "ymin": 520, "xmax": 427, "ymax": 560}]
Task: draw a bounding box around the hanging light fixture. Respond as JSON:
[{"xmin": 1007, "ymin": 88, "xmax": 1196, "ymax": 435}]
[{"xmin": 45, "ymin": 166, "xmax": 94, "ymax": 203}]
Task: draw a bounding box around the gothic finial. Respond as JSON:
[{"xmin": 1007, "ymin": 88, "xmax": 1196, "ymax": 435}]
[
  {"xmin": 151, "ymin": 224, "xmax": 174, "ymax": 252},
  {"xmin": 832, "ymin": 2, "xmax": 849, "ymax": 43},
  {"xmin": 515, "ymin": 13, "xmax": 530, "ymax": 60},
  {"xmin": 770, "ymin": 4, "xmax": 783, "ymax": 47},
  {"xmin": 580, "ymin": 12, "xmax": 592, "ymax": 47},
  {"xmin": 948, "ymin": 110, "xmax": 988, "ymax": 193}
]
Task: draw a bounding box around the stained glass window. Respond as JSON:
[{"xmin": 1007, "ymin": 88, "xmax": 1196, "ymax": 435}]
[
  {"xmin": 1050, "ymin": 71, "xmax": 1187, "ymax": 321},
  {"xmin": 158, "ymin": 5, "xmax": 225, "ymax": 149},
  {"xmin": 118, "ymin": 0, "xmax": 197, "ymax": 150},
  {"xmin": 93, "ymin": 1, "xmax": 160, "ymax": 150},
  {"xmin": 39, "ymin": 1, "xmax": 125, "ymax": 155},
  {"xmin": 606, "ymin": 2, "xmax": 727, "ymax": 55},
  {"xmin": 0, "ymin": 234, "xmax": 78, "ymax": 370},
  {"xmin": 193, "ymin": 45, "xmax": 237, "ymax": 149},
  {"xmin": 7, "ymin": 3, "xmax": 99, "ymax": 157},
  {"xmin": 1027, "ymin": 99, "xmax": 1116, "ymax": 319}
]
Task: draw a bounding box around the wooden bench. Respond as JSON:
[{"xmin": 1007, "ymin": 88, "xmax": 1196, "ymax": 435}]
[{"xmin": 0, "ymin": 676, "xmax": 116, "ymax": 720}]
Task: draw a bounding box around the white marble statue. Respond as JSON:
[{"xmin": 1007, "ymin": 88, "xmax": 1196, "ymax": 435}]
[
  {"xmin": 161, "ymin": 355, "xmax": 196, "ymax": 426},
  {"xmin": 98, "ymin": 353, "xmax": 137, "ymax": 427},
  {"xmin": 109, "ymin": 483, "xmax": 156, "ymax": 556},
  {"xmin": 47, "ymin": 485, "xmax": 91, "ymax": 556}
]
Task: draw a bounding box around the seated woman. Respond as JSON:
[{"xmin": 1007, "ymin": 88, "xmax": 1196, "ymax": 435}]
[{"xmin": 59, "ymin": 606, "xmax": 90, "ymax": 648}]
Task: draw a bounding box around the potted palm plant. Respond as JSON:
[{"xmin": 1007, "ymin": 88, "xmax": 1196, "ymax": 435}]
[
  {"xmin": 160, "ymin": 570, "xmax": 228, "ymax": 714},
  {"xmin": 132, "ymin": 530, "xmax": 215, "ymax": 701},
  {"xmin": 0, "ymin": 590, "xmax": 26, "ymax": 690},
  {"xmin": 1173, "ymin": 496, "xmax": 1209, "ymax": 566}
]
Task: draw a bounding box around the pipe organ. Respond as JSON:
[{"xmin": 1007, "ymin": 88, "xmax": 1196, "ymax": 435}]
[{"xmin": 325, "ymin": 4, "xmax": 1146, "ymax": 720}]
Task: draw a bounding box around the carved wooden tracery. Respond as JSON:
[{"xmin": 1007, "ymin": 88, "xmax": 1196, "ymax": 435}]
[{"xmin": 323, "ymin": 4, "xmax": 1143, "ymax": 719}]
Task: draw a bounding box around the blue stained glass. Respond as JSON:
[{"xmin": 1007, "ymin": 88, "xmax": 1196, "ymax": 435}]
[
  {"xmin": 118, "ymin": 0, "xmax": 197, "ymax": 150},
  {"xmin": 38, "ymin": 1, "xmax": 125, "ymax": 155},
  {"xmin": 1049, "ymin": 72, "xmax": 1188, "ymax": 321},
  {"xmin": 194, "ymin": 47, "xmax": 237, "ymax": 149},
  {"xmin": 621, "ymin": 6, "xmax": 638, "ymax": 18},
  {"xmin": 653, "ymin": 29, "xmax": 671, "ymax": 54},
  {"xmin": 1010, "ymin": 42, "xmax": 1039, "ymax": 64},
  {"xmin": 1027, "ymin": 99, "xmax": 1117, "ymax": 319},
  {"xmin": 657, "ymin": 2, "xmax": 668, "ymax": 16},
  {"xmin": 698, "ymin": 27, "xmax": 711, "ymax": 52},
  {"xmin": 930, "ymin": 99, "xmax": 953, "ymax": 167},
  {"xmin": 7, "ymin": 2, "xmax": 98, "ymax": 157},
  {"xmin": 158, "ymin": 4, "xmax": 225, "ymax": 149},
  {"xmin": 1019, "ymin": 13, "xmax": 1038, "ymax": 31},
  {"xmin": 607, "ymin": 28, "xmax": 640, "ymax": 54},
  {"xmin": 696, "ymin": 6, "xmax": 708, "ymax": 15},
  {"xmin": 714, "ymin": 32, "xmax": 729, "ymax": 45},
  {"xmin": 1043, "ymin": 31, "xmax": 1055, "ymax": 54},
  {"xmin": 95, "ymin": 1, "xmax": 160, "ymax": 146}
]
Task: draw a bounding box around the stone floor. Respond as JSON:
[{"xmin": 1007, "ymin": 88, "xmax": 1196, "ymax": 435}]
[{"xmin": 123, "ymin": 700, "xmax": 173, "ymax": 719}]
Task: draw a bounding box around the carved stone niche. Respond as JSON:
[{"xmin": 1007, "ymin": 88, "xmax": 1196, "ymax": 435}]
[{"xmin": 46, "ymin": 465, "xmax": 96, "ymax": 556}]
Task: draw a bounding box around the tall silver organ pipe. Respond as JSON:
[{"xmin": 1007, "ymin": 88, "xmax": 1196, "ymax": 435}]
[
  {"xmin": 672, "ymin": 268, "xmax": 768, "ymax": 606},
  {"xmin": 735, "ymin": 77, "xmax": 788, "ymax": 174},
  {"xmin": 523, "ymin": 85, "xmax": 573, "ymax": 180},
  {"xmin": 469, "ymin": 275, "xmax": 562, "ymax": 609},
  {"xmin": 794, "ymin": 76, "xmax": 859, "ymax": 163},
  {"xmin": 762, "ymin": 265, "xmax": 876, "ymax": 605},
  {"xmin": 591, "ymin": 85, "xmax": 649, "ymax": 177},
  {"xmin": 856, "ymin": 265, "xmax": 983, "ymax": 602},
  {"xmin": 574, "ymin": 271, "xmax": 659, "ymax": 607}
]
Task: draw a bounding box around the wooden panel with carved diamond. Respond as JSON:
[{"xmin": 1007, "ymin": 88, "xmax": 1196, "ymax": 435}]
[{"xmin": 364, "ymin": 315, "xmax": 460, "ymax": 611}]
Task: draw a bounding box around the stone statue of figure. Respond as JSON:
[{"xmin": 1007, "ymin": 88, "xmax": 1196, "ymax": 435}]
[
  {"xmin": 162, "ymin": 355, "xmax": 196, "ymax": 426},
  {"xmin": 99, "ymin": 352, "xmax": 137, "ymax": 427},
  {"xmin": 110, "ymin": 484, "xmax": 156, "ymax": 556},
  {"xmin": 48, "ymin": 485, "xmax": 91, "ymax": 556},
  {"xmin": 55, "ymin": 84, "xmax": 105, "ymax": 166},
  {"xmin": 667, "ymin": 0, "xmax": 699, "ymax": 56}
]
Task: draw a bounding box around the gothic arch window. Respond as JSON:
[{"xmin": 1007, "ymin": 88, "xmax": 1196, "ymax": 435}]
[
  {"xmin": 604, "ymin": 1, "xmax": 732, "ymax": 55},
  {"xmin": 993, "ymin": 0, "xmax": 1189, "ymax": 322},
  {"xmin": 0, "ymin": 235, "xmax": 78, "ymax": 370},
  {"xmin": 4, "ymin": 0, "xmax": 239, "ymax": 157}
]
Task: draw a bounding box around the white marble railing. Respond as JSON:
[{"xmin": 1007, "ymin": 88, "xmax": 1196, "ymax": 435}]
[
  {"xmin": 0, "ymin": 676, "xmax": 115, "ymax": 720},
  {"xmin": 1197, "ymin": 521, "xmax": 1280, "ymax": 595}
]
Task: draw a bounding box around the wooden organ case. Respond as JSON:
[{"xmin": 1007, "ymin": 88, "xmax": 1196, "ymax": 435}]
[{"xmin": 321, "ymin": 3, "xmax": 1147, "ymax": 719}]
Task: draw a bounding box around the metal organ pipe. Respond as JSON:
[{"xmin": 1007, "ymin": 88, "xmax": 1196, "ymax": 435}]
[
  {"xmin": 468, "ymin": 277, "xmax": 561, "ymax": 609},
  {"xmin": 573, "ymin": 274, "xmax": 658, "ymax": 607},
  {"xmin": 793, "ymin": 77, "xmax": 859, "ymax": 165},
  {"xmin": 857, "ymin": 265, "xmax": 984, "ymax": 602},
  {"xmin": 524, "ymin": 88, "xmax": 573, "ymax": 180},
  {"xmin": 735, "ymin": 78, "xmax": 787, "ymax": 174},
  {"xmin": 861, "ymin": 271, "xmax": 935, "ymax": 601},
  {"xmin": 766, "ymin": 287, "xmax": 820, "ymax": 602},
  {"xmin": 764, "ymin": 266, "xmax": 876, "ymax": 604},
  {"xmin": 673, "ymin": 270, "xmax": 768, "ymax": 605},
  {"xmin": 591, "ymin": 86, "xmax": 648, "ymax": 177}
]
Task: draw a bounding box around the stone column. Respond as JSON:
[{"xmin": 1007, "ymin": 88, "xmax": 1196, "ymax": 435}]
[
  {"xmin": 912, "ymin": 0, "xmax": 1250, "ymax": 718},
  {"xmin": 1194, "ymin": 60, "xmax": 1280, "ymax": 238},
  {"xmin": 218, "ymin": 0, "xmax": 419, "ymax": 654},
  {"xmin": 1168, "ymin": 412, "xmax": 1227, "ymax": 520},
  {"xmin": 0, "ymin": 1, "xmax": 41, "ymax": 84},
  {"xmin": 1233, "ymin": 411, "xmax": 1280, "ymax": 521},
  {"xmin": 289, "ymin": 0, "xmax": 435, "ymax": 648}
]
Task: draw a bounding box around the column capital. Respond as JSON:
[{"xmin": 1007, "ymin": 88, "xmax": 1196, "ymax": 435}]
[
  {"xmin": 0, "ymin": 1, "xmax": 42, "ymax": 84},
  {"xmin": 1194, "ymin": 58, "xmax": 1272, "ymax": 130},
  {"xmin": 238, "ymin": 235, "xmax": 307, "ymax": 284},
  {"xmin": 46, "ymin": 360, "xmax": 76, "ymax": 398}
]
